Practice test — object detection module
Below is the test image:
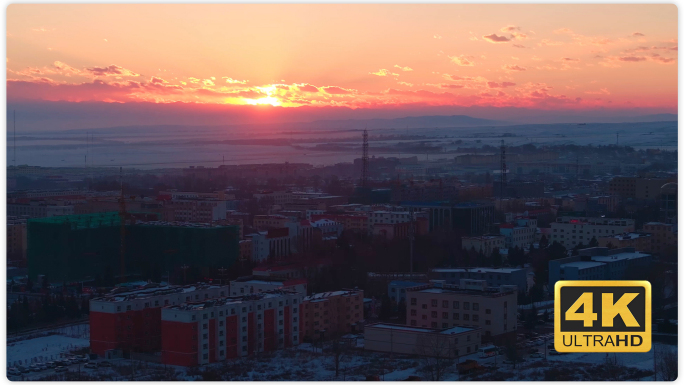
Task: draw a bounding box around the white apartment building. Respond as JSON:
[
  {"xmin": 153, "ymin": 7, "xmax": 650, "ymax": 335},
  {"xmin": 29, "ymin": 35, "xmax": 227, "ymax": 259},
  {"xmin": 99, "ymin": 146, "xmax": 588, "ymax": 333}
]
[
  {"xmin": 499, "ymin": 217, "xmax": 537, "ymax": 249},
  {"xmin": 550, "ymin": 216, "xmax": 635, "ymax": 249}
]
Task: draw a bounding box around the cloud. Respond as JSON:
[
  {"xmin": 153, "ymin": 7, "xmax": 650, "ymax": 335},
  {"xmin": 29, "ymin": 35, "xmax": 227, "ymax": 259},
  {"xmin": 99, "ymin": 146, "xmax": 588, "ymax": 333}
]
[
  {"xmin": 433, "ymin": 35, "xmax": 442, "ymax": 39},
  {"xmin": 53, "ymin": 61, "xmax": 81, "ymax": 75},
  {"xmin": 618, "ymin": 56, "xmax": 648, "ymax": 62},
  {"xmin": 554, "ymin": 28, "xmax": 574, "ymax": 34},
  {"xmin": 397, "ymin": 81, "xmax": 414, "ymax": 87},
  {"xmin": 632, "ymin": 32, "xmax": 645, "ymax": 37},
  {"xmin": 86, "ymin": 64, "xmax": 139, "ymax": 77},
  {"xmin": 585, "ymin": 88, "xmax": 610, "ymax": 95},
  {"xmin": 322, "ymin": 86, "xmax": 354, "ymax": 94},
  {"xmin": 487, "ymin": 81, "xmax": 516, "ymax": 88},
  {"xmin": 512, "ymin": 44, "xmax": 526, "ymax": 48},
  {"xmin": 448, "ymin": 55, "xmax": 475, "ymax": 66},
  {"xmin": 370, "ymin": 69, "xmax": 399, "ymax": 77},
  {"xmin": 32, "ymin": 27, "xmax": 55, "ymax": 32},
  {"xmin": 537, "ymin": 39, "xmax": 563, "ymax": 47},
  {"xmin": 502, "ymin": 64, "xmax": 527, "ymax": 72},
  {"xmin": 297, "ymin": 84, "xmax": 319, "ymax": 92},
  {"xmin": 223, "ymin": 77, "xmax": 248, "ymax": 84},
  {"xmin": 394, "ymin": 65, "xmax": 413, "ymax": 72},
  {"xmin": 500, "ymin": 25, "xmax": 520, "ymax": 32},
  {"xmin": 440, "ymin": 84, "xmax": 465, "ymax": 89},
  {"xmin": 482, "ymin": 34, "xmax": 511, "ymax": 43},
  {"xmin": 202, "ymin": 79, "xmax": 215, "ymax": 86},
  {"xmin": 150, "ymin": 77, "xmax": 168, "ymax": 84}
]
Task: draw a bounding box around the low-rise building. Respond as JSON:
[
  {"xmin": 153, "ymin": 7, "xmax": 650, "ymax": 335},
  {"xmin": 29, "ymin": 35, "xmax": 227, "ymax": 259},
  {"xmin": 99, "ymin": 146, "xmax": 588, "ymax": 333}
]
[
  {"xmin": 642, "ymin": 222, "xmax": 677, "ymax": 254},
  {"xmin": 388, "ymin": 281, "xmax": 425, "ymax": 305},
  {"xmin": 461, "ymin": 235, "xmax": 505, "ymax": 257},
  {"xmin": 364, "ymin": 323, "xmax": 481, "ymax": 357},
  {"xmin": 499, "ymin": 217, "xmax": 537, "ymax": 249},
  {"xmin": 598, "ymin": 232, "xmax": 652, "ymax": 252},
  {"xmin": 405, "ymin": 282, "xmax": 517, "ymax": 343},
  {"xmin": 550, "ymin": 216, "xmax": 635, "ymax": 249},
  {"xmin": 300, "ymin": 289, "xmax": 364, "ymax": 341},
  {"xmin": 229, "ymin": 277, "xmax": 308, "ymax": 296},
  {"xmin": 429, "ymin": 267, "xmax": 528, "ymax": 293},
  {"xmin": 548, "ymin": 247, "xmax": 653, "ymax": 289}
]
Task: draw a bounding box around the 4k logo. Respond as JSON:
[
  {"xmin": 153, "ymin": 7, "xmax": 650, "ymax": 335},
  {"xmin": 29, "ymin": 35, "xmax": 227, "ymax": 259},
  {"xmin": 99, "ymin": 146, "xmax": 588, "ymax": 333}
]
[{"xmin": 554, "ymin": 281, "xmax": 651, "ymax": 353}]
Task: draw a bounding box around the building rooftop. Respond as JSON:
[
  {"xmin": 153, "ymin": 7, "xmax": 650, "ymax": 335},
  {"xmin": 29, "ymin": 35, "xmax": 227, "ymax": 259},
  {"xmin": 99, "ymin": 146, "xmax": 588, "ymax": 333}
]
[
  {"xmin": 591, "ymin": 251, "xmax": 651, "ymax": 263},
  {"xmin": 304, "ymin": 289, "xmax": 361, "ymax": 301},
  {"xmin": 389, "ymin": 281, "xmax": 425, "ymax": 288},
  {"xmin": 431, "ymin": 267, "xmax": 523, "ymax": 274},
  {"xmin": 366, "ymin": 323, "xmax": 476, "ymax": 335},
  {"xmin": 560, "ymin": 261, "xmax": 605, "ymax": 270},
  {"xmin": 92, "ymin": 283, "xmax": 226, "ymax": 303},
  {"xmin": 166, "ymin": 290, "xmax": 299, "ymax": 311}
]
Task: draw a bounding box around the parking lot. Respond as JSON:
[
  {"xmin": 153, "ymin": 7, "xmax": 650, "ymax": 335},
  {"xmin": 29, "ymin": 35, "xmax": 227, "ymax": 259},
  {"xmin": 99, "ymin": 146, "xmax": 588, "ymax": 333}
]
[{"xmin": 7, "ymin": 356, "xmax": 114, "ymax": 380}]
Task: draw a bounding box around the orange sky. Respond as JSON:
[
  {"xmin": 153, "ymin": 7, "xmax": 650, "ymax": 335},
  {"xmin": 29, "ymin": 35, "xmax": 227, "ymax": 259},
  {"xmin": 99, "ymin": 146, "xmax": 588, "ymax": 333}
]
[{"xmin": 6, "ymin": 4, "xmax": 678, "ymax": 113}]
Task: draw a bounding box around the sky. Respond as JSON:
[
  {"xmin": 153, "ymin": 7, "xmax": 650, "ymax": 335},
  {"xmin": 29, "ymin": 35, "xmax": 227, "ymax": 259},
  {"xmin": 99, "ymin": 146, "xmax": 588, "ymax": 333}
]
[{"xmin": 6, "ymin": 4, "xmax": 679, "ymax": 130}]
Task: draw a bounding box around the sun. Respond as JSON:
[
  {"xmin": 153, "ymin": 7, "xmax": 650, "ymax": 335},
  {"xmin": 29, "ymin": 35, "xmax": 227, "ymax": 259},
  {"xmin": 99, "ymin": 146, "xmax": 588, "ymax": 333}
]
[{"xmin": 250, "ymin": 96, "xmax": 281, "ymax": 106}]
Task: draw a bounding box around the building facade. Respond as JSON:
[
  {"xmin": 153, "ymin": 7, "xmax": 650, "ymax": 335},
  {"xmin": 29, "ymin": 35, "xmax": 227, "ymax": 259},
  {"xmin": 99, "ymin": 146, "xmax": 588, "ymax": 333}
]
[
  {"xmin": 549, "ymin": 216, "xmax": 635, "ymax": 249},
  {"xmin": 364, "ymin": 323, "xmax": 481, "ymax": 358},
  {"xmin": 300, "ymin": 289, "xmax": 364, "ymax": 341}
]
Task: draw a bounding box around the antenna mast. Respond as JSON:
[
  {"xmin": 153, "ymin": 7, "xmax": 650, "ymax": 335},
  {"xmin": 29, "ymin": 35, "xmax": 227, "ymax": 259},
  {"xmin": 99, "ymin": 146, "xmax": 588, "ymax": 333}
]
[
  {"xmin": 362, "ymin": 128, "xmax": 369, "ymax": 189},
  {"xmin": 119, "ymin": 167, "xmax": 127, "ymax": 283},
  {"xmin": 500, "ymin": 140, "xmax": 507, "ymax": 198}
]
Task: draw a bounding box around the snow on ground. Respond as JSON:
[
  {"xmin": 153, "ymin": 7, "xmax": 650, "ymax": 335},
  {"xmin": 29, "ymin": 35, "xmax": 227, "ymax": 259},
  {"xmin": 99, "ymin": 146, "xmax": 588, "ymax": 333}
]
[{"xmin": 7, "ymin": 335, "xmax": 90, "ymax": 367}]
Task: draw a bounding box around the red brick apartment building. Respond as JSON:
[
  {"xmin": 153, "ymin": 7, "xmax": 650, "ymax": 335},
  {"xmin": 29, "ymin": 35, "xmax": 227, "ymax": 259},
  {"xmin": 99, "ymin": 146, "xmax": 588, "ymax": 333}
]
[
  {"xmin": 89, "ymin": 284, "xmax": 228, "ymax": 356},
  {"xmin": 300, "ymin": 289, "xmax": 364, "ymax": 342},
  {"xmin": 160, "ymin": 290, "xmax": 304, "ymax": 366}
]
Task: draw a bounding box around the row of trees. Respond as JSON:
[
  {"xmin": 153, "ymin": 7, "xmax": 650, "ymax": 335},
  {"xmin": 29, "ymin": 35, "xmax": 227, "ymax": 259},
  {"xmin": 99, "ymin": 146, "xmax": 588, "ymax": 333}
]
[{"xmin": 7, "ymin": 294, "xmax": 90, "ymax": 331}]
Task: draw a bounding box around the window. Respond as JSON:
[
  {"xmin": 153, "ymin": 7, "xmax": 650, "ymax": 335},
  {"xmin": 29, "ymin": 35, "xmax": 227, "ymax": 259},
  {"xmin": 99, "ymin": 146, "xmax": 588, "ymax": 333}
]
[
  {"xmin": 453, "ymin": 301, "xmax": 459, "ymax": 310},
  {"xmin": 485, "ymin": 309, "xmax": 491, "ymax": 314},
  {"xmin": 431, "ymin": 311, "xmax": 437, "ymax": 318},
  {"xmin": 422, "ymin": 304, "xmax": 428, "ymax": 309},
  {"xmin": 442, "ymin": 312, "xmax": 448, "ymax": 319},
  {"xmin": 485, "ymin": 320, "xmax": 491, "ymax": 325},
  {"xmin": 463, "ymin": 302, "xmax": 470, "ymax": 310},
  {"xmin": 431, "ymin": 322, "xmax": 438, "ymax": 328},
  {"xmin": 203, "ymin": 324, "xmax": 208, "ymax": 330},
  {"xmin": 203, "ymin": 333, "xmax": 208, "ymax": 340},
  {"xmin": 411, "ymin": 320, "xmax": 417, "ymax": 326},
  {"xmin": 203, "ymin": 344, "xmax": 208, "ymax": 349},
  {"xmin": 203, "ymin": 314, "xmax": 208, "ymax": 320},
  {"xmin": 473, "ymin": 315, "xmax": 479, "ymax": 321},
  {"xmin": 467, "ymin": 335, "xmax": 471, "ymax": 341},
  {"xmin": 453, "ymin": 313, "xmax": 459, "ymax": 320},
  {"xmin": 463, "ymin": 314, "xmax": 470, "ymax": 321},
  {"xmin": 431, "ymin": 299, "xmax": 438, "ymax": 307},
  {"xmin": 473, "ymin": 303, "xmax": 479, "ymax": 311},
  {"xmin": 442, "ymin": 323, "xmax": 449, "ymax": 328},
  {"xmin": 203, "ymin": 353, "xmax": 208, "ymax": 359},
  {"xmin": 442, "ymin": 300, "xmax": 448, "ymax": 308},
  {"xmin": 411, "ymin": 309, "xmax": 417, "ymax": 316}
]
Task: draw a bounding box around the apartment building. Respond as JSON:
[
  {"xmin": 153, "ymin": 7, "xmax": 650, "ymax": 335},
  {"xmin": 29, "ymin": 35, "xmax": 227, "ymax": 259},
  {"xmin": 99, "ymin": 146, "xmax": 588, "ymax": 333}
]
[
  {"xmin": 364, "ymin": 323, "xmax": 482, "ymax": 357},
  {"xmin": 310, "ymin": 213, "xmax": 369, "ymax": 233},
  {"xmin": 161, "ymin": 290, "xmax": 303, "ymax": 366},
  {"xmin": 89, "ymin": 283, "xmax": 228, "ymax": 356},
  {"xmin": 163, "ymin": 199, "xmax": 228, "ymax": 223},
  {"xmin": 598, "ymin": 232, "xmax": 652, "ymax": 253},
  {"xmin": 7, "ymin": 216, "xmax": 27, "ymax": 261},
  {"xmin": 300, "ymin": 289, "xmax": 364, "ymax": 341},
  {"xmin": 229, "ymin": 277, "xmax": 308, "ymax": 296},
  {"xmin": 405, "ymin": 282, "xmax": 517, "ymax": 343},
  {"xmin": 246, "ymin": 228, "xmax": 293, "ymax": 263},
  {"xmin": 253, "ymin": 215, "xmax": 290, "ymax": 230},
  {"xmin": 608, "ymin": 177, "xmax": 673, "ymax": 200},
  {"xmin": 642, "ymin": 222, "xmax": 678, "ymax": 254},
  {"xmin": 499, "ymin": 217, "xmax": 537, "ymax": 249},
  {"xmin": 549, "ymin": 216, "xmax": 635, "ymax": 249},
  {"xmin": 430, "ymin": 267, "xmax": 528, "ymax": 293},
  {"xmin": 8, "ymin": 203, "xmax": 74, "ymax": 218},
  {"xmin": 461, "ymin": 235, "xmax": 505, "ymax": 257},
  {"xmin": 548, "ymin": 247, "xmax": 652, "ymax": 289}
]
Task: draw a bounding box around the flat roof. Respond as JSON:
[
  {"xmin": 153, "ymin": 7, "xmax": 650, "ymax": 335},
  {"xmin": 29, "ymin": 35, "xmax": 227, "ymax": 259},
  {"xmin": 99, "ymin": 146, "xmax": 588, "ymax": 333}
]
[
  {"xmin": 367, "ymin": 323, "xmax": 475, "ymax": 335},
  {"xmin": 561, "ymin": 261, "xmax": 605, "ymax": 270},
  {"xmin": 389, "ymin": 281, "xmax": 425, "ymax": 288},
  {"xmin": 591, "ymin": 252, "xmax": 651, "ymax": 262},
  {"xmin": 432, "ymin": 267, "xmax": 523, "ymax": 274}
]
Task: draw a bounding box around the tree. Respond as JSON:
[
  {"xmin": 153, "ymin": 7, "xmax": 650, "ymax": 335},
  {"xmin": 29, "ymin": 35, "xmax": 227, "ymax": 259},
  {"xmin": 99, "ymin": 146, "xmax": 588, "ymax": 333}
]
[
  {"xmin": 525, "ymin": 305, "xmax": 538, "ymax": 330},
  {"xmin": 588, "ymin": 236, "xmax": 599, "ymax": 248},
  {"xmin": 504, "ymin": 339, "xmax": 519, "ymax": 369},
  {"xmin": 490, "ymin": 248, "xmax": 503, "ymax": 267},
  {"xmin": 539, "ymin": 234, "xmax": 549, "ymax": 249},
  {"xmin": 655, "ymin": 345, "xmax": 678, "ymax": 381},
  {"xmin": 415, "ymin": 334, "xmax": 451, "ymax": 380}
]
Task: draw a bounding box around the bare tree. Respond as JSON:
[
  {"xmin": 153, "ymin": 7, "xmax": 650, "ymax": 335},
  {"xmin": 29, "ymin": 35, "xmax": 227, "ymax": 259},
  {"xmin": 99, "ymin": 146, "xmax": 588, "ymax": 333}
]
[
  {"xmin": 655, "ymin": 346, "xmax": 678, "ymax": 381},
  {"xmin": 414, "ymin": 334, "xmax": 452, "ymax": 381}
]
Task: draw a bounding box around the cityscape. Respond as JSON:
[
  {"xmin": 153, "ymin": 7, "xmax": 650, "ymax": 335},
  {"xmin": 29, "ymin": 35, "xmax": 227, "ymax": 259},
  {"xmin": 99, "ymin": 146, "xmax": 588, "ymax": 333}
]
[{"xmin": 5, "ymin": 3, "xmax": 678, "ymax": 382}]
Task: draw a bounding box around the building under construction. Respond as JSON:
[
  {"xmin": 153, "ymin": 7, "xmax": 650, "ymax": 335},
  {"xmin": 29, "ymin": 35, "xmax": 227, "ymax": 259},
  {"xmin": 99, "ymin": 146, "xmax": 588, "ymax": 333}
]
[{"xmin": 27, "ymin": 212, "xmax": 240, "ymax": 283}]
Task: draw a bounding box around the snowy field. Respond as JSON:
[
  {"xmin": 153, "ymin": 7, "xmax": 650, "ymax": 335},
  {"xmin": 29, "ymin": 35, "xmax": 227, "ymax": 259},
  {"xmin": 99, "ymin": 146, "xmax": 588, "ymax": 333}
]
[
  {"xmin": 8, "ymin": 334, "xmax": 675, "ymax": 381},
  {"xmin": 7, "ymin": 335, "xmax": 90, "ymax": 367}
]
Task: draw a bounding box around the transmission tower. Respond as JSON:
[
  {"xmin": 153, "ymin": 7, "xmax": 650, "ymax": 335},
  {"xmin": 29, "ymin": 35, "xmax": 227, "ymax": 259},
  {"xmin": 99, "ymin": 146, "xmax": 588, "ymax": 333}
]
[
  {"xmin": 362, "ymin": 129, "xmax": 369, "ymax": 188},
  {"xmin": 500, "ymin": 140, "xmax": 507, "ymax": 197}
]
